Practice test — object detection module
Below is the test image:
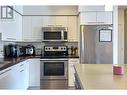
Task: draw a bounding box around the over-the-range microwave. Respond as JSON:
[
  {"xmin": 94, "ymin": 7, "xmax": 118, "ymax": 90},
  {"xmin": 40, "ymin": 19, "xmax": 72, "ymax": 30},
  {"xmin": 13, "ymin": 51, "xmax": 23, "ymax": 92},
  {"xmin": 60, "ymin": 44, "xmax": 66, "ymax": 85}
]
[{"xmin": 42, "ymin": 27, "xmax": 68, "ymax": 42}]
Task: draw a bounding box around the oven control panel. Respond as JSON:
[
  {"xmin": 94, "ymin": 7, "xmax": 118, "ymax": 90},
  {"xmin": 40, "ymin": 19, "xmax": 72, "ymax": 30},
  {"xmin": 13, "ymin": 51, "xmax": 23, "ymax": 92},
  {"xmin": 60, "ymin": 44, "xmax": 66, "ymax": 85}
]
[{"xmin": 44, "ymin": 46, "xmax": 67, "ymax": 51}]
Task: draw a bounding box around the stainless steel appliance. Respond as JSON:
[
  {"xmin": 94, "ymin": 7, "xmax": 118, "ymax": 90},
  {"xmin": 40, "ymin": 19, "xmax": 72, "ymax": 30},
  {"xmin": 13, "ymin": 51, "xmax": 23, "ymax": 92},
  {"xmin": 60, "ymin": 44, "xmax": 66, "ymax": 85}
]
[
  {"xmin": 42, "ymin": 26, "xmax": 68, "ymax": 42},
  {"xmin": 4, "ymin": 44, "xmax": 24, "ymax": 58},
  {"xmin": 25, "ymin": 45, "xmax": 35, "ymax": 55},
  {"xmin": 35, "ymin": 48, "xmax": 42, "ymax": 56},
  {"xmin": 40, "ymin": 46, "xmax": 68, "ymax": 79},
  {"xmin": 80, "ymin": 25, "xmax": 113, "ymax": 64},
  {"xmin": 4, "ymin": 44, "xmax": 17, "ymax": 58},
  {"xmin": 16, "ymin": 45, "xmax": 25, "ymax": 56},
  {"xmin": 40, "ymin": 59, "xmax": 68, "ymax": 79}
]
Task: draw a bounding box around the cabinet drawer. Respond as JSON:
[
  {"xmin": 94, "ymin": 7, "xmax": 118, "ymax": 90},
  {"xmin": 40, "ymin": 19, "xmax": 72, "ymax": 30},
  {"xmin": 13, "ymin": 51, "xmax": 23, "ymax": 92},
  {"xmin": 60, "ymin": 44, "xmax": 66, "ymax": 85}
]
[{"xmin": 69, "ymin": 59, "xmax": 79, "ymax": 63}]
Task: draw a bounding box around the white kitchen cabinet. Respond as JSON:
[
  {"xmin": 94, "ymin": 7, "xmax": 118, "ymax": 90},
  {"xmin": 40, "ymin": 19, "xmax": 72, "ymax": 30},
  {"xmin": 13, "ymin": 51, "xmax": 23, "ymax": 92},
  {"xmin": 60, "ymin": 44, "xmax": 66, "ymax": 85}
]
[
  {"xmin": 68, "ymin": 58, "xmax": 79, "ymax": 87},
  {"xmin": 28, "ymin": 58, "xmax": 40, "ymax": 88},
  {"xmin": 96, "ymin": 11, "xmax": 112, "ymax": 25},
  {"xmin": 0, "ymin": 66, "xmax": 14, "ymax": 89},
  {"xmin": 31, "ymin": 16, "xmax": 43, "ymax": 41},
  {"xmin": 0, "ymin": 6, "xmax": 23, "ymax": 41},
  {"xmin": 80, "ymin": 12, "xmax": 96, "ymax": 25},
  {"xmin": 55, "ymin": 16, "xmax": 68, "ymax": 27},
  {"xmin": 22, "ymin": 15, "xmax": 78, "ymax": 42},
  {"xmin": 78, "ymin": 6, "xmax": 105, "ymax": 12},
  {"xmin": 67, "ymin": 16, "xmax": 78, "ymax": 42},
  {"xmin": 22, "ymin": 16, "xmax": 32, "ymax": 42},
  {"xmin": 42, "ymin": 16, "xmax": 56, "ymax": 26},
  {"xmin": 11, "ymin": 60, "xmax": 28, "ymax": 89},
  {"xmin": 80, "ymin": 11, "xmax": 112, "ymax": 25}
]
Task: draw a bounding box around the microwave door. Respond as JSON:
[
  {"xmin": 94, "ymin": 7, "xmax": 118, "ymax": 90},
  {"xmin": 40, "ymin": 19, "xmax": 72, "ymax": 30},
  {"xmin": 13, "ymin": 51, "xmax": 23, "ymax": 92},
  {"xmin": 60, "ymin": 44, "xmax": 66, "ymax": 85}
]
[{"xmin": 43, "ymin": 31, "xmax": 61, "ymax": 41}]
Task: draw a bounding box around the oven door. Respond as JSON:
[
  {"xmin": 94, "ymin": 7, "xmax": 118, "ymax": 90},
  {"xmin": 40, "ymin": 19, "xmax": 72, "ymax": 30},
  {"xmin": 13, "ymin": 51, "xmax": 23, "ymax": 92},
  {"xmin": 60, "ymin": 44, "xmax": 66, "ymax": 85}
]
[{"xmin": 40, "ymin": 59, "xmax": 68, "ymax": 79}]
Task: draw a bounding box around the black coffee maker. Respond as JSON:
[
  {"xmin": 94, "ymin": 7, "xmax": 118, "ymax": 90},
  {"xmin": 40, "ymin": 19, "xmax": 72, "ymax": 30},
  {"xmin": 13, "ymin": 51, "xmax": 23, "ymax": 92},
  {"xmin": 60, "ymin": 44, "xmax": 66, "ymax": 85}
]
[{"xmin": 4, "ymin": 44, "xmax": 17, "ymax": 58}]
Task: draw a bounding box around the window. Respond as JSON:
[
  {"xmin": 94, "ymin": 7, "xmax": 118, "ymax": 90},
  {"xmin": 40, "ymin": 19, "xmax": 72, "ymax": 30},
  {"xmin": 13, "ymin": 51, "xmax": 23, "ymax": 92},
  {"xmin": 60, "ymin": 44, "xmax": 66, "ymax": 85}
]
[{"xmin": 1, "ymin": 6, "xmax": 13, "ymax": 19}]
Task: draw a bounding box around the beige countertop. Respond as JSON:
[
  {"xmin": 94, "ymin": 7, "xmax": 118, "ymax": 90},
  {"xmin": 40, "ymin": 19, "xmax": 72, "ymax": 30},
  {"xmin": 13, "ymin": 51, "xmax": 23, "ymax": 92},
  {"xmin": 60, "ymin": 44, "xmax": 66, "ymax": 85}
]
[{"xmin": 74, "ymin": 64, "xmax": 127, "ymax": 89}]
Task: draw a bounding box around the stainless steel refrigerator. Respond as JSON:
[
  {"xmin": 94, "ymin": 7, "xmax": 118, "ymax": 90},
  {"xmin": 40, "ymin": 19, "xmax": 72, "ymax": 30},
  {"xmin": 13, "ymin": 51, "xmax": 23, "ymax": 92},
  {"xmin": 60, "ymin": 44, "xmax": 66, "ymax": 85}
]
[{"xmin": 80, "ymin": 25, "xmax": 113, "ymax": 64}]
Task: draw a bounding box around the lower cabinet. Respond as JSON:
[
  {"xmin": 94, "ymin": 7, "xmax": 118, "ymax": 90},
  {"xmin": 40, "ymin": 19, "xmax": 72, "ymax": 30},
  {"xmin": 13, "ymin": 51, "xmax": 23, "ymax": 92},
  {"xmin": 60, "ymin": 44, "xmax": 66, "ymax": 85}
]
[
  {"xmin": 68, "ymin": 58, "xmax": 79, "ymax": 88},
  {"xmin": 28, "ymin": 58, "xmax": 40, "ymax": 88},
  {"xmin": 12, "ymin": 60, "xmax": 29, "ymax": 89},
  {"xmin": 0, "ymin": 58, "xmax": 40, "ymax": 90},
  {"xmin": 0, "ymin": 67, "xmax": 14, "ymax": 89}
]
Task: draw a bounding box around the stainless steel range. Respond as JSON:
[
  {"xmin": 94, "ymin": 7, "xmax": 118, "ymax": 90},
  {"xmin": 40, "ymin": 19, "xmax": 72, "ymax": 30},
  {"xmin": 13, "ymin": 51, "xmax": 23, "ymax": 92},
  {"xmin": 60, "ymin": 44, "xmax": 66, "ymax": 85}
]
[{"xmin": 40, "ymin": 46, "xmax": 68, "ymax": 80}]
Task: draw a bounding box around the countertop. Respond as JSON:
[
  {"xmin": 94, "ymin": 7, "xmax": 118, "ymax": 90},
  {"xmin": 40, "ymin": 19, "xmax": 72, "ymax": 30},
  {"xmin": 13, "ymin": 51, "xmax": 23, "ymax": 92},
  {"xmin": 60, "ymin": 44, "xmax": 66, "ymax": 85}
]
[
  {"xmin": 0, "ymin": 56, "xmax": 41, "ymax": 71},
  {"xmin": 74, "ymin": 64, "xmax": 127, "ymax": 89},
  {"xmin": 0, "ymin": 55, "xmax": 79, "ymax": 71}
]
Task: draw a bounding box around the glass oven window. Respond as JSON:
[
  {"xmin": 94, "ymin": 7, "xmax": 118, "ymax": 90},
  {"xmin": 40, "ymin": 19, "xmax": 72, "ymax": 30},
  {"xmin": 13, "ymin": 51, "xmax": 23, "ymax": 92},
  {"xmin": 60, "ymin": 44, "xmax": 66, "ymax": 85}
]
[
  {"xmin": 44, "ymin": 31, "xmax": 61, "ymax": 40},
  {"xmin": 44, "ymin": 62, "xmax": 64, "ymax": 76}
]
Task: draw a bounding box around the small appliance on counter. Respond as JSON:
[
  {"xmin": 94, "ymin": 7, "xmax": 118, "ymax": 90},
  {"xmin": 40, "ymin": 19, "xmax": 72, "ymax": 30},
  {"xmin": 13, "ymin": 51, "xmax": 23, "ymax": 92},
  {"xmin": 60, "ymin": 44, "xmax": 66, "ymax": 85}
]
[
  {"xmin": 35, "ymin": 48, "xmax": 42, "ymax": 56},
  {"xmin": 68, "ymin": 46, "xmax": 78, "ymax": 56},
  {"xmin": 4, "ymin": 44, "xmax": 24, "ymax": 58},
  {"xmin": 25, "ymin": 44, "xmax": 35, "ymax": 56}
]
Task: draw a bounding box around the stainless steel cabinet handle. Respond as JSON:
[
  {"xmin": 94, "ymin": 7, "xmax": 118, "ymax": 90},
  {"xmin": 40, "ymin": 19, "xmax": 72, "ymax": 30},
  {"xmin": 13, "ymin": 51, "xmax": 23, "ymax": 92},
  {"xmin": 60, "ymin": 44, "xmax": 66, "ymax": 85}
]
[
  {"xmin": 20, "ymin": 70, "xmax": 24, "ymax": 72},
  {"xmin": 7, "ymin": 38, "xmax": 16, "ymax": 40},
  {"xmin": 87, "ymin": 22, "xmax": 97, "ymax": 23},
  {"xmin": 0, "ymin": 69, "xmax": 12, "ymax": 75},
  {"xmin": 97, "ymin": 22, "xmax": 105, "ymax": 23},
  {"xmin": 20, "ymin": 64, "xmax": 24, "ymax": 67}
]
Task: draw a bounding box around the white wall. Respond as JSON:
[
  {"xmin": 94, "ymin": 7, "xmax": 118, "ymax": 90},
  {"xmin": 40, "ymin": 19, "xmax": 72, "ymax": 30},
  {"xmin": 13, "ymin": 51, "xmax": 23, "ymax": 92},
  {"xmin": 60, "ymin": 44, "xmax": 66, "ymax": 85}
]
[
  {"xmin": 118, "ymin": 7, "xmax": 124, "ymax": 64},
  {"xmin": 0, "ymin": 41, "xmax": 4, "ymax": 58},
  {"xmin": 113, "ymin": 6, "xmax": 125, "ymax": 64},
  {"xmin": 23, "ymin": 6, "xmax": 78, "ymax": 15}
]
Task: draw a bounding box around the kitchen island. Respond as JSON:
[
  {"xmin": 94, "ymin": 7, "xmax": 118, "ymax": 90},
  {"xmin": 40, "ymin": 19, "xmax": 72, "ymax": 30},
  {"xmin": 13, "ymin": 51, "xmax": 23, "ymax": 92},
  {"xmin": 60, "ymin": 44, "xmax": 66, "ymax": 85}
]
[{"xmin": 74, "ymin": 64, "xmax": 127, "ymax": 89}]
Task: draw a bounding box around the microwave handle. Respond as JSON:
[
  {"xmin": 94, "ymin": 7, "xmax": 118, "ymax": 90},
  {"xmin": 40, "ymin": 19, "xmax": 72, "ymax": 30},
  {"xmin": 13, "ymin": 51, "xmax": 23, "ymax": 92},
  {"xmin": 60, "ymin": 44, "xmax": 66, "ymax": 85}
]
[{"xmin": 61, "ymin": 30, "xmax": 64, "ymax": 39}]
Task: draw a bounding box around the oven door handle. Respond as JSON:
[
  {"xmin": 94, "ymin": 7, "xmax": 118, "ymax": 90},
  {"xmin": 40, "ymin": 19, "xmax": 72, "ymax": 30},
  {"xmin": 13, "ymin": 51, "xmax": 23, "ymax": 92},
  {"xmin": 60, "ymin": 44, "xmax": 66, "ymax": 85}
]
[{"xmin": 40, "ymin": 59, "xmax": 68, "ymax": 61}]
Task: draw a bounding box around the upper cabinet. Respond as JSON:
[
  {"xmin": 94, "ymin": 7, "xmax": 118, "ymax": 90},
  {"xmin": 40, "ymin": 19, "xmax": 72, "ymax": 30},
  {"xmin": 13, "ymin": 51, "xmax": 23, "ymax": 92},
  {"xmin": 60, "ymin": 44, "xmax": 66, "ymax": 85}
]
[
  {"xmin": 0, "ymin": 6, "xmax": 23, "ymax": 41},
  {"xmin": 78, "ymin": 6, "xmax": 105, "ymax": 12},
  {"xmin": 80, "ymin": 12, "xmax": 96, "ymax": 25},
  {"xmin": 96, "ymin": 12, "xmax": 112, "ymax": 24},
  {"xmin": 22, "ymin": 16, "xmax": 78, "ymax": 42},
  {"xmin": 80, "ymin": 11, "xmax": 112, "ymax": 25},
  {"xmin": 67, "ymin": 16, "xmax": 78, "ymax": 42},
  {"xmin": 23, "ymin": 16, "xmax": 43, "ymax": 42},
  {"xmin": 79, "ymin": 6, "xmax": 113, "ymax": 25}
]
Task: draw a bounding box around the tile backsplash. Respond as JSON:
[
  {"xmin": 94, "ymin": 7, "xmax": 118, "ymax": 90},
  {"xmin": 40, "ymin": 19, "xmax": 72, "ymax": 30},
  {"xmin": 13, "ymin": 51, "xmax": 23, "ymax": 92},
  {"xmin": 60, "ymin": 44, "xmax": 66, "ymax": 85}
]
[{"xmin": 0, "ymin": 41, "xmax": 78, "ymax": 58}]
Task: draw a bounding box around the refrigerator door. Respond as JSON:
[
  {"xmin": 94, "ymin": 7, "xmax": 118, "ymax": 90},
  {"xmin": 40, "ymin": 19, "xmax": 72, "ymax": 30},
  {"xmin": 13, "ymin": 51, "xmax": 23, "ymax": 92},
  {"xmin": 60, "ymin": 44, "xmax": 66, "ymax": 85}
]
[
  {"xmin": 80, "ymin": 25, "xmax": 85, "ymax": 64},
  {"xmin": 80, "ymin": 25, "xmax": 113, "ymax": 64},
  {"xmin": 80, "ymin": 25, "xmax": 96, "ymax": 64}
]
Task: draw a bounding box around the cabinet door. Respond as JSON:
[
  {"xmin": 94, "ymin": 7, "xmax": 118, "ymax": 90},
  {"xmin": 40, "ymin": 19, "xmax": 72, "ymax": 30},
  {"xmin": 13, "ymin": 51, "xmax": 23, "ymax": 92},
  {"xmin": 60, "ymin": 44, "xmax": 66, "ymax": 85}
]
[
  {"xmin": 42, "ymin": 16, "xmax": 56, "ymax": 26},
  {"xmin": 0, "ymin": 21, "xmax": 16, "ymax": 41},
  {"xmin": 22, "ymin": 16, "xmax": 32, "ymax": 41},
  {"xmin": 31, "ymin": 16, "xmax": 43, "ymax": 42},
  {"xmin": 0, "ymin": 67, "xmax": 13, "ymax": 89},
  {"xmin": 0, "ymin": 6, "xmax": 22, "ymax": 41},
  {"xmin": 12, "ymin": 61, "xmax": 28, "ymax": 90},
  {"xmin": 67, "ymin": 16, "xmax": 78, "ymax": 42},
  {"xmin": 80, "ymin": 12, "xmax": 96, "ymax": 25},
  {"xmin": 55, "ymin": 16, "xmax": 68, "ymax": 27},
  {"xmin": 96, "ymin": 11, "xmax": 112, "ymax": 24},
  {"xmin": 68, "ymin": 58, "xmax": 79, "ymax": 87},
  {"xmin": 28, "ymin": 59, "xmax": 40, "ymax": 87}
]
